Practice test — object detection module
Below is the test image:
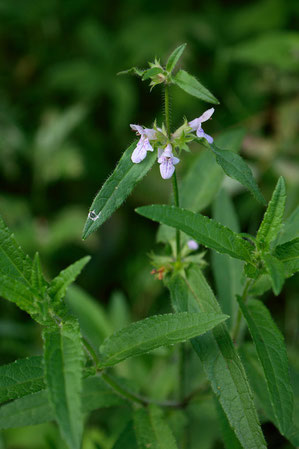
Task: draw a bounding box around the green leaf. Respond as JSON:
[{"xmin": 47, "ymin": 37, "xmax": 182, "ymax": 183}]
[
  {"xmin": 211, "ymin": 190, "xmax": 244, "ymax": 330},
  {"xmin": 210, "ymin": 143, "xmax": 266, "ymax": 205},
  {"xmin": 99, "ymin": 311, "xmax": 228, "ymax": 367},
  {"xmin": 214, "ymin": 398, "xmax": 243, "ymax": 449},
  {"xmin": 142, "ymin": 67, "xmax": 163, "ymax": 80},
  {"xmin": 82, "ymin": 142, "xmax": 156, "ymax": 239},
  {"xmin": 137, "ymin": 205, "xmax": 253, "ymax": 261},
  {"xmin": 173, "ymin": 69, "xmax": 219, "ymax": 104},
  {"xmin": 277, "ymin": 205, "xmax": 299, "ymax": 244},
  {"xmin": 47, "ymin": 256, "xmax": 91, "ymax": 308},
  {"xmin": 166, "ymin": 43, "xmax": 186, "ymax": 73},
  {"xmin": 262, "ymin": 253, "xmax": 285, "ymax": 295},
  {"xmin": 0, "ymin": 375, "xmax": 126, "ymax": 429},
  {"xmin": 134, "ymin": 405, "xmax": 178, "ymax": 449},
  {"xmin": 274, "ymin": 237, "xmax": 299, "ymax": 276},
  {"xmin": 117, "ymin": 67, "xmax": 145, "ymax": 77},
  {"xmin": 31, "ymin": 253, "xmax": 48, "ymax": 292},
  {"xmin": 43, "ymin": 320, "xmax": 83, "ymax": 449},
  {"xmin": 238, "ymin": 299, "xmax": 294, "ymax": 435},
  {"xmin": 167, "ymin": 266, "xmax": 266, "ymax": 449},
  {"xmin": 112, "ymin": 421, "xmax": 138, "ymax": 449},
  {"xmin": 0, "ymin": 357, "xmax": 44, "ymax": 404},
  {"xmin": 256, "ymin": 177, "xmax": 286, "ymax": 249}
]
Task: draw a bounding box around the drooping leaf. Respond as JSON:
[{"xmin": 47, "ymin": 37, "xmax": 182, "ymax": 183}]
[
  {"xmin": 82, "ymin": 142, "xmax": 156, "ymax": 239},
  {"xmin": 137, "ymin": 205, "xmax": 253, "ymax": 261},
  {"xmin": 275, "ymin": 237, "xmax": 299, "ymax": 276},
  {"xmin": 167, "ymin": 266, "xmax": 266, "ymax": 449},
  {"xmin": 0, "ymin": 375, "xmax": 126, "ymax": 429},
  {"xmin": 43, "ymin": 320, "xmax": 83, "ymax": 449},
  {"xmin": 211, "ymin": 189, "xmax": 244, "ymax": 329},
  {"xmin": 66, "ymin": 284, "xmax": 112, "ymax": 350},
  {"xmin": 134, "ymin": 405, "xmax": 178, "ymax": 449},
  {"xmin": 47, "ymin": 256, "xmax": 91, "ymax": 308},
  {"xmin": 166, "ymin": 43, "xmax": 187, "ymax": 73},
  {"xmin": 256, "ymin": 177, "xmax": 286, "ymax": 249},
  {"xmin": 209, "ymin": 143, "xmax": 266, "ymax": 205},
  {"xmin": 262, "ymin": 253, "xmax": 285, "ymax": 295},
  {"xmin": 0, "ymin": 356, "xmax": 44, "ymax": 404},
  {"xmin": 112, "ymin": 421, "xmax": 138, "ymax": 449},
  {"xmin": 277, "ymin": 205, "xmax": 299, "ymax": 244},
  {"xmin": 238, "ymin": 298, "xmax": 294, "ymax": 435},
  {"xmin": 99, "ymin": 311, "xmax": 228, "ymax": 367},
  {"xmin": 173, "ymin": 69, "xmax": 219, "ymax": 104}
]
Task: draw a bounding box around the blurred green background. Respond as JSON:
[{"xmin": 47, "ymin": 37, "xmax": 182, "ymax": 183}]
[{"xmin": 0, "ymin": 0, "xmax": 298, "ymax": 447}]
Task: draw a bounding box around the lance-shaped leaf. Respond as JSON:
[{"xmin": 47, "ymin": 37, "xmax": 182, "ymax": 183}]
[
  {"xmin": 0, "ymin": 375, "xmax": 126, "ymax": 429},
  {"xmin": 112, "ymin": 421, "xmax": 138, "ymax": 449},
  {"xmin": 31, "ymin": 253, "xmax": 48, "ymax": 292},
  {"xmin": 214, "ymin": 398, "xmax": 243, "ymax": 449},
  {"xmin": 173, "ymin": 69, "xmax": 219, "ymax": 104},
  {"xmin": 209, "ymin": 143, "xmax": 266, "ymax": 205},
  {"xmin": 47, "ymin": 256, "xmax": 91, "ymax": 309},
  {"xmin": 43, "ymin": 320, "xmax": 83, "ymax": 449},
  {"xmin": 99, "ymin": 312, "xmax": 228, "ymax": 367},
  {"xmin": 166, "ymin": 43, "xmax": 187, "ymax": 73},
  {"xmin": 274, "ymin": 237, "xmax": 299, "ymax": 276},
  {"xmin": 167, "ymin": 266, "xmax": 266, "ymax": 449},
  {"xmin": 256, "ymin": 177, "xmax": 286, "ymax": 249},
  {"xmin": 262, "ymin": 253, "xmax": 285, "ymax": 295},
  {"xmin": 238, "ymin": 299, "xmax": 294, "ymax": 436},
  {"xmin": 82, "ymin": 142, "xmax": 156, "ymax": 239},
  {"xmin": 136, "ymin": 205, "xmax": 253, "ymax": 261},
  {"xmin": 0, "ymin": 356, "xmax": 44, "ymax": 404},
  {"xmin": 277, "ymin": 205, "xmax": 299, "ymax": 245},
  {"xmin": 134, "ymin": 405, "xmax": 178, "ymax": 449},
  {"xmin": 117, "ymin": 67, "xmax": 145, "ymax": 77}
]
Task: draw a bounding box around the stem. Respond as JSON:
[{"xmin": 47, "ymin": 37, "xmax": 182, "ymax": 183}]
[
  {"xmin": 164, "ymin": 83, "xmax": 181, "ymax": 260},
  {"xmin": 231, "ymin": 279, "xmax": 252, "ymax": 343}
]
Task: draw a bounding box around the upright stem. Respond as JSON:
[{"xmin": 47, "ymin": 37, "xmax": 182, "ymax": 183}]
[{"xmin": 164, "ymin": 84, "xmax": 181, "ymax": 260}]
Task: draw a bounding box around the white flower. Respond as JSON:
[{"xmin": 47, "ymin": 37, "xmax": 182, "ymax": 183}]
[
  {"xmin": 157, "ymin": 144, "xmax": 180, "ymax": 179},
  {"xmin": 189, "ymin": 108, "xmax": 214, "ymax": 144},
  {"xmin": 130, "ymin": 124, "xmax": 157, "ymax": 163},
  {"xmin": 187, "ymin": 240, "xmax": 199, "ymax": 250}
]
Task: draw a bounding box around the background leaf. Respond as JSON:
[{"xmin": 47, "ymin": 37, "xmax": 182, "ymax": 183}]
[
  {"xmin": 262, "ymin": 253, "xmax": 285, "ymax": 295},
  {"xmin": 173, "ymin": 69, "xmax": 219, "ymax": 104}
]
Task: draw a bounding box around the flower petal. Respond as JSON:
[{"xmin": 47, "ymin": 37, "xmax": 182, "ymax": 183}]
[
  {"xmin": 130, "ymin": 124, "xmax": 144, "ymax": 135},
  {"xmin": 196, "ymin": 128, "xmax": 213, "ymax": 143},
  {"xmin": 160, "ymin": 158, "xmax": 175, "ymax": 179},
  {"xmin": 143, "ymin": 138, "xmax": 154, "ymax": 152},
  {"xmin": 172, "ymin": 156, "xmax": 180, "ymax": 165},
  {"xmin": 131, "ymin": 139, "xmax": 147, "ymax": 163},
  {"xmin": 188, "ymin": 117, "xmax": 201, "ymax": 130},
  {"xmin": 199, "ymin": 108, "xmax": 214, "ymax": 123},
  {"xmin": 187, "ymin": 240, "xmax": 199, "ymax": 250},
  {"xmin": 144, "ymin": 128, "xmax": 157, "ymax": 140},
  {"xmin": 157, "ymin": 148, "xmax": 164, "ymax": 161}
]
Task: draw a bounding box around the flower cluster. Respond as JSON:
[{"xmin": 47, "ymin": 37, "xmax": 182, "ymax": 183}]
[{"xmin": 130, "ymin": 108, "xmax": 214, "ymax": 180}]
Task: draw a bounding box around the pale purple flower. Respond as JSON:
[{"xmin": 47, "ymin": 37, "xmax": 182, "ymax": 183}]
[
  {"xmin": 187, "ymin": 240, "xmax": 199, "ymax": 251},
  {"xmin": 130, "ymin": 124, "xmax": 157, "ymax": 163},
  {"xmin": 157, "ymin": 144, "xmax": 180, "ymax": 180},
  {"xmin": 189, "ymin": 108, "xmax": 214, "ymax": 144}
]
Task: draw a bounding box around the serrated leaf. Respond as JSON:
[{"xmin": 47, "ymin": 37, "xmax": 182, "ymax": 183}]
[
  {"xmin": 99, "ymin": 312, "xmax": 228, "ymax": 367},
  {"xmin": 112, "ymin": 421, "xmax": 138, "ymax": 449},
  {"xmin": 0, "ymin": 375, "xmax": 125, "ymax": 429},
  {"xmin": 173, "ymin": 69, "xmax": 219, "ymax": 104},
  {"xmin": 134, "ymin": 405, "xmax": 178, "ymax": 449},
  {"xmin": 166, "ymin": 43, "xmax": 186, "ymax": 73},
  {"xmin": 0, "ymin": 356, "xmax": 44, "ymax": 404},
  {"xmin": 211, "ymin": 190, "xmax": 244, "ymax": 330},
  {"xmin": 43, "ymin": 320, "xmax": 83, "ymax": 449},
  {"xmin": 274, "ymin": 237, "xmax": 299, "ymax": 276},
  {"xmin": 31, "ymin": 253, "xmax": 48, "ymax": 292},
  {"xmin": 277, "ymin": 205, "xmax": 299, "ymax": 244},
  {"xmin": 167, "ymin": 266, "xmax": 266, "ymax": 449},
  {"xmin": 137, "ymin": 205, "xmax": 253, "ymax": 261},
  {"xmin": 256, "ymin": 177, "xmax": 286, "ymax": 249},
  {"xmin": 210, "ymin": 143, "xmax": 266, "ymax": 205},
  {"xmin": 214, "ymin": 398, "xmax": 242, "ymax": 449},
  {"xmin": 262, "ymin": 253, "xmax": 285, "ymax": 295},
  {"xmin": 47, "ymin": 256, "xmax": 90, "ymax": 308},
  {"xmin": 82, "ymin": 142, "xmax": 156, "ymax": 239},
  {"xmin": 238, "ymin": 299, "xmax": 294, "ymax": 435},
  {"xmin": 66, "ymin": 284, "xmax": 112, "ymax": 350}
]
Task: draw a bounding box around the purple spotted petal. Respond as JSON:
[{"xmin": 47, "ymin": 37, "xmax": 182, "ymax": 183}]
[
  {"xmin": 160, "ymin": 158, "xmax": 175, "ymax": 179},
  {"xmin": 143, "ymin": 138, "xmax": 154, "ymax": 152},
  {"xmin": 131, "ymin": 138, "xmax": 147, "ymax": 163}
]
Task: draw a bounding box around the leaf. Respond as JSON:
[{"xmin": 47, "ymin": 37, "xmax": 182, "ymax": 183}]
[
  {"xmin": 117, "ymin": 67, "xmax": 145, "ymax": 77},
  {"xmin": 237, "ymin": 299, "xmax": 294, "ymax": 435},
  {"xmin": 256, "ymin": 177, "xmax": 286, "ymax": 249},
  {"xmin": 0, "ymin": 375, "xmax": 126, "ymax": 429},
  {"xmin": 136, "ymin": 205, "xmax": 253, "ymax": 261},
  {"xmin": 0, "ymin": 356, "xmax": 44, "ymax": 404},
  {"xmin": 214, "ymin": 398, "xmax": 243, "ymax": 449},
  {"xmin": 99, "ymin": 311, "xmax": 228, "ymax": 367},
  {"xmin": 66, "ymin": 284, "xmax": 112, "ymax": 350},
  {"xmin": 134, "ymin": 405, "xmax": 178, "ymax": 449},
  {"xmin": 82, "ymin": 142, "xmax": 156, "ymax": 239},
  {"xmin": 167, "ymin": 266, "xmax": 266, "ymax": 449},
  {"xmin": 262, "ymin": 253, "xmax": 285, "ymax": 295},
  {"xmin": 142, "ymin": 67, "xmax": 163, "ymax": 80},
  {"xmin": 47, "ymin": 256, "xmax": 91, "ymax": 308},
  {"xmin": 211, "ymin": 189, "xmax": 244, "ymax": 329},
  {"xmin": 173, "ymin": 69, "xmax": 219, "ymax": 104},
  {"xmin": 274, "ymin": 237, "xmax": 299, "ymax": 276},
  {"xmin": 210, "ymin": 143, "xmax": 266, "ymax": 205},
  {"xmin": 277, "ymin": 205, "xmax": 299, "ymax": 244},
  {"xmin": 43, "ymin": 320, "xmax": 83, "ymax": 449},
  {"xmin": 31, "ymin": 253, "xmax": 48, "ymax": 292},
  {"xmin": 166, "ymin": 43, "xmax": 187, "ymax": 73},
  {"xmin": 112, "ymin": 421, "xmax": 138, "ymax": 449}
]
